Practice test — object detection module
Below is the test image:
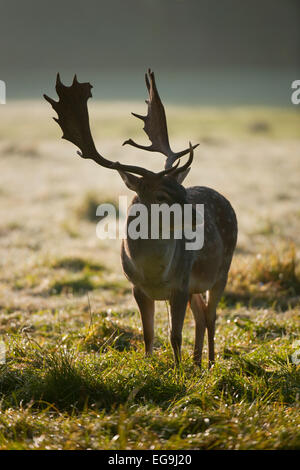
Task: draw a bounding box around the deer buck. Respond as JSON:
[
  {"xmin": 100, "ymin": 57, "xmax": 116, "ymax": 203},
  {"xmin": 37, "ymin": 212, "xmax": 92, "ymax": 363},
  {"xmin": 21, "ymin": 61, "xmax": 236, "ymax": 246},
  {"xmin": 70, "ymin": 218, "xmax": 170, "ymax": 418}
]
[{"xmin": 44, "ymin": 69, "xmax": 237, "ymax": 367}]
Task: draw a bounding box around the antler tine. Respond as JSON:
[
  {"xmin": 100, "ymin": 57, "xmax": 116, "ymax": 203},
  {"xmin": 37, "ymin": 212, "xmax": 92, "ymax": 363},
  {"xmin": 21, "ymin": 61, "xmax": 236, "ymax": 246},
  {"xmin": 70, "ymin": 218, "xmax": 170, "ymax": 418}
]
[
  {"xmin": 157, "ymin": 142, "xmax": 194, "ymax": 178},
  {"xmin": 123, "ymin": 69, "xmax": 199, "ymax": 169},
  {"xmin": 44, "ymin": 74, "xmax": 155, "ymax": 178}
]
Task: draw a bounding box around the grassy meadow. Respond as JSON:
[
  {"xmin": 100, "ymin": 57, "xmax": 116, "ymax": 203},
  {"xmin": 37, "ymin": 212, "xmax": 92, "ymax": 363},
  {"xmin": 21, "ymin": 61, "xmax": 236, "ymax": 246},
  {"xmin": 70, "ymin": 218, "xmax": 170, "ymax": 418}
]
[{"xmin": 0, "ymin": 101, "xmax": 300, "ymax": 449}]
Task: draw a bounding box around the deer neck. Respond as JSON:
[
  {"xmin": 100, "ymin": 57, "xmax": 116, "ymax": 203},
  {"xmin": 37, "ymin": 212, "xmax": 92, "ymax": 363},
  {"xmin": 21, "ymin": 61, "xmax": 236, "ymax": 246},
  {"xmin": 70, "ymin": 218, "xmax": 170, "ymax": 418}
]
[{"xmin": 121, "ymin": 198, "xmax": 194, "ymax": 299}]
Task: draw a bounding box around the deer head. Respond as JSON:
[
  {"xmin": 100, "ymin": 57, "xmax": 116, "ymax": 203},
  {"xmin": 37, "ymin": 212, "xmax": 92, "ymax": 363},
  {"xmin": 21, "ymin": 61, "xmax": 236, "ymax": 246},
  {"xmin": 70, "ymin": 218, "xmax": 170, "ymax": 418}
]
[{"xmin": 43, "ymin": 70, "xmax": 198, "ymax": 206}]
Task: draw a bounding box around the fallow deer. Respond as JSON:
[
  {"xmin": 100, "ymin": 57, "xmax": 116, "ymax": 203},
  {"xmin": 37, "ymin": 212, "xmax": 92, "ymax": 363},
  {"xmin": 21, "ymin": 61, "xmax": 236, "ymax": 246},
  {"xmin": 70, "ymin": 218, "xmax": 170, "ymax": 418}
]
[{"xmin": 44, "ymin": 69, "xmax": 237, "ymax": 367}]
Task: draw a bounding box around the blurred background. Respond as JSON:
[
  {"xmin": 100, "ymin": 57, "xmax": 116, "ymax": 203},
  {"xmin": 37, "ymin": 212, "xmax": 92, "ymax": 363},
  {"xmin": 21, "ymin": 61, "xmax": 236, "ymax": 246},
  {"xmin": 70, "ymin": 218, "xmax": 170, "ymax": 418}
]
[
  {"xmin": 0, "ymin": 0, "xmax": 299, "ymax": 104},
  {"xmin": 0, "ymin": 0, "xmax": 299, "ymax": 312}
]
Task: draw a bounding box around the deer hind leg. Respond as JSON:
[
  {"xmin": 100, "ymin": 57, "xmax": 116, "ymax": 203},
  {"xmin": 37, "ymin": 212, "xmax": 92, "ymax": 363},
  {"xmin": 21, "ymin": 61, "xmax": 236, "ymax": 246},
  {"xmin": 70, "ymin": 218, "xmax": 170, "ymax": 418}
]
[
  {"xmin": 133, "ymin": 286, "xmax": 155, "ymax": 356},
  {"xmin": 169, "ymin": 289, "xmax": 189, "ymax": 365},
  {"xmin": 189, "ymin": 294, "xmax": 207, "ymax": 367},
  {"xmin": 206, "ymin": 276, "xmax": 228, "ymax": 368}
]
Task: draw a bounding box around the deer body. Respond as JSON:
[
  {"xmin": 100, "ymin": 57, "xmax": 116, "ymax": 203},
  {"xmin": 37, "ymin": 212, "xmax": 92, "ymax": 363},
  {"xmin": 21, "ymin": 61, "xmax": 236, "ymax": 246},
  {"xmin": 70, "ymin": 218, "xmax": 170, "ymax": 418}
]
[
  {"xmin": 122, "ymin": 186, "xmax": 236, "ymax": 301},
  {"xmin": 45, "ymin": 69, "xmax": 237, "ymax": 367},
  {"xmin": 121, "ymin": 184, "xmax": 237, "ymax": 365}
]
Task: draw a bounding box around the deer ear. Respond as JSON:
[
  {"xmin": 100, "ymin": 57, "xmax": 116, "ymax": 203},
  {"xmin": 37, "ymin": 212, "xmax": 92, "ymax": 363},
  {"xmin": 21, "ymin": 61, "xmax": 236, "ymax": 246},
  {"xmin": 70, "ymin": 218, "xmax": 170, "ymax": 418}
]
[
  {"xmin": 118, "ymin": 170, "xmax": 141, "ymax": 191},
  {"xmin": 173, "ymin": 168, "xmax": 190, "ymax": 185}
]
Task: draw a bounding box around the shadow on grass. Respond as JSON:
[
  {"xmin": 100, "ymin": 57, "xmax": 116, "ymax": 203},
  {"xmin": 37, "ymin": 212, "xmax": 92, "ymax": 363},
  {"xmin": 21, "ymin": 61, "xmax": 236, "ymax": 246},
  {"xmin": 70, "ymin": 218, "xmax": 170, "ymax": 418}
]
[
  {"xmin": 81, "ymin": 320, "xmax": 143, "ymax": 352},
  {"xmin": 0, "ymin": 348, "xmax": 187, "ymax": 413},
  {"xmin": 226, "ymin": 244, "xmax": 300, "ymax": 310},
  {"xmin": 1, "ymin": 341, "xmax": 299, "ymax": 416},
  {"xmin": 213, "ymin": 356, "xmax": 300, "ymax": 405},
  {"xmin": 52, "ymin": 256, "xmax": 106, "ymax": 273},
  {"xmin": 49, "ymin": 275, "xmax": 131, "ymax": 296},
  {"xmin": 222, "ymin": 290, "xmax": 300, "ymax": 311},
  {"xmin": 75, "ymin": 192, "xmax": 120, "ymax": 222}
]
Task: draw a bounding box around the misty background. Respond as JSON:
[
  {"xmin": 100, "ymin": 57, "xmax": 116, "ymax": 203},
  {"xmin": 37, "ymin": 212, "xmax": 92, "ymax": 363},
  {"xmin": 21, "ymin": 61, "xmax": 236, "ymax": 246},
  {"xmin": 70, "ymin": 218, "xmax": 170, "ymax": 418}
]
[{"xmin": 0, "ymin": 0, "xmax": 300, "ymax": 105}]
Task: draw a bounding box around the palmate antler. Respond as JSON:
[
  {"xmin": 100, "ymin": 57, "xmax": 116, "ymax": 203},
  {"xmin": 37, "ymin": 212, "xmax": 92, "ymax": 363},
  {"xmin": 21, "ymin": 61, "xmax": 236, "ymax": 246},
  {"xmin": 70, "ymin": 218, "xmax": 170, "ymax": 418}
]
[
  {"xmin": 123, "ymin": 69, "xmax": 199, "ymax": 169},
  {"xmin": 44, "ymin": 72, "xmax": 196, "ymax": 179}
]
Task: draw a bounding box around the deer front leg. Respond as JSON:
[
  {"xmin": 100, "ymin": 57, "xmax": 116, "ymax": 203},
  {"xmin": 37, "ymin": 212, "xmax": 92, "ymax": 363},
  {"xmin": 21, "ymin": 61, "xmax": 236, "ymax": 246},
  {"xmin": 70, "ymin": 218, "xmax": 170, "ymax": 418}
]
[
  {"xmin": 189, "ymin": 293, "xmax": 206, "ymax": 367},
  {"xmin": 206, "ymin": 276, "xmax": 227, "ymax": 367},
  {"xmin": 133, "ymin": 286, "xmax": 155, "ymax": 356},
  {"xmin": 169, "ymin": 289, "xmax": 189, "ymax": 365}
]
